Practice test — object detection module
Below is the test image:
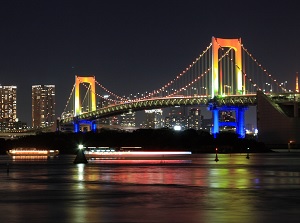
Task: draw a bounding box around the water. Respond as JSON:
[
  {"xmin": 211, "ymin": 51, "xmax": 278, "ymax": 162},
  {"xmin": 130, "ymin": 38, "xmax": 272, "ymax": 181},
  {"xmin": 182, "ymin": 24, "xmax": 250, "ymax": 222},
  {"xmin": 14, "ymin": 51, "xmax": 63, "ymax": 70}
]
[{"xmin": 1, "ymin": 152, "xmax": 300, "ymax": 223}]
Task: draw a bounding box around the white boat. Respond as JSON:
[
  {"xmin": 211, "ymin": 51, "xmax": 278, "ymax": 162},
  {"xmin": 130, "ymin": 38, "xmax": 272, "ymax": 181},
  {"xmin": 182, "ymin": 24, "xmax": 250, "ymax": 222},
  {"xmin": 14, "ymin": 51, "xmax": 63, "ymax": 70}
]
[
  {"xmin": 7, "ymin": 148, "xmax": 59, "ymax": 157},
  {"xmin": 83, "ymin": 146, "xmax": 191, "ymax": 159}
]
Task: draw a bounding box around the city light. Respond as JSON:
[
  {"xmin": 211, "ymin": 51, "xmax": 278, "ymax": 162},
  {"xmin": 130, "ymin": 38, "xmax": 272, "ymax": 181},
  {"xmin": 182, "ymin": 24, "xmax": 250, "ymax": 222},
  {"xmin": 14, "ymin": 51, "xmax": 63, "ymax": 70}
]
[
  {"xmin": 174, "ymin": 125, "xmax": 181, "ymax": 131},
  {"xmin": 1, "ymin": 36, "xmax": 297, "ymax": 144}
]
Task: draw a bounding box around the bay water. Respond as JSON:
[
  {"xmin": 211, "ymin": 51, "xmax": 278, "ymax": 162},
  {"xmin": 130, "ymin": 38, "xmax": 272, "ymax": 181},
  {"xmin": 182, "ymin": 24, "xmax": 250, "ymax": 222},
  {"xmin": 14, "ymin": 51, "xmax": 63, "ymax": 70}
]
[{"xmin": 1, "ymin": 152, "xmax": 300, "ymax": 223}]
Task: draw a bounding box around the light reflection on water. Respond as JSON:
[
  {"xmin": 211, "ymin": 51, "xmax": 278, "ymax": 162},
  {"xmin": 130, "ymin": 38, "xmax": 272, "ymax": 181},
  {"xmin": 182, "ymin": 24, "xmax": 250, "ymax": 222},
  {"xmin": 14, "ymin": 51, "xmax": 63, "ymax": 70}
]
[{"xmin": 1, "ymin": 153, "xmax": 300, "ymax": 223}]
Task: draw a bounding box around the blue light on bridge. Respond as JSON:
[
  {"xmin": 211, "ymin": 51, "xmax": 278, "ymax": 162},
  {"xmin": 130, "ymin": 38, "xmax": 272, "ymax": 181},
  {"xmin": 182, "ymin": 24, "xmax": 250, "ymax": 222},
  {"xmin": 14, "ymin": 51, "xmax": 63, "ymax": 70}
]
[
  {"xmin": 209, "ymin": 105, "xmax": 248, "ymax": 138},
  {"xmin": 74, "ymin": 123, "xmax": 80, "ymax": 133}
]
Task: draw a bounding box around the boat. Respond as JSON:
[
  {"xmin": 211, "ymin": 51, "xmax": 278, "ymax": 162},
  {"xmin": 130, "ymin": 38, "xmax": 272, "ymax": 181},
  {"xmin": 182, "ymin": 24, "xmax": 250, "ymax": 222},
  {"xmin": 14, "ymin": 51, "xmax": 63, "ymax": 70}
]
[
  {"xmin": 7, "ymin": 148, "xmax": 59, "ymax": 157},
  {"xmin": 83, "ymin": 146, "xmax": 191, "ymax": 159}
]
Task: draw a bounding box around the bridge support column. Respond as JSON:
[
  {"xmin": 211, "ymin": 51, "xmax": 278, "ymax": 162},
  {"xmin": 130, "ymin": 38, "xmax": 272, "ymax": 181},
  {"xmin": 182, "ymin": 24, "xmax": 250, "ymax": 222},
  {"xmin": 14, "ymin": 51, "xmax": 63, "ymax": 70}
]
[
  {"xmin": 74, "ymin": 119, "xmax": 80, "ymax": 133},
  {"xmin": 212, "ymin": 108, "xmax": 219, "ymax": 138},
  {"xmin": 91, "ymin": 121, "xmax": 97, "ymax": 132},
  {"xmin": 236, "ymin": 107, "xmax": 247, "ymax": 138},
  {"xmin": 208, "ymin": 104, "xmax": 248, "ymax": 139}
]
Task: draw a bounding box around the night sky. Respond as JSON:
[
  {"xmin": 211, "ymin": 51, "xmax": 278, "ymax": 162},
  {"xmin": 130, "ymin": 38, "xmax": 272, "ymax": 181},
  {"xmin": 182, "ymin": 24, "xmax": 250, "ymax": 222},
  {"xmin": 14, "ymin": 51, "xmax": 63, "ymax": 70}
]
[{"xmin": 1, "ymin": 0, "xmax": 300, "ymax": 126}]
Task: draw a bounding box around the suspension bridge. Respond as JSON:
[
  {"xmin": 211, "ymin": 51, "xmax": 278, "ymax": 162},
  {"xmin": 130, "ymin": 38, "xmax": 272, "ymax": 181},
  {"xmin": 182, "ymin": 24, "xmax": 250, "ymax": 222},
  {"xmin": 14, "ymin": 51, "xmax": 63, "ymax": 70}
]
[{"xmin": 59, "ymin": 36, "xmax": 299, "ymax": 139}]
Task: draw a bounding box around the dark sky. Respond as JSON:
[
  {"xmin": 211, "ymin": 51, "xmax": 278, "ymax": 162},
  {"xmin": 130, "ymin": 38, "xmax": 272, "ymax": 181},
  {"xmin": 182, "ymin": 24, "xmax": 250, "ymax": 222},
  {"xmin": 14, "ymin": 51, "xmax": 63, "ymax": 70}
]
[{"xmin": 1, "ymin": 0, "xmax": 300, "ymax": 125}]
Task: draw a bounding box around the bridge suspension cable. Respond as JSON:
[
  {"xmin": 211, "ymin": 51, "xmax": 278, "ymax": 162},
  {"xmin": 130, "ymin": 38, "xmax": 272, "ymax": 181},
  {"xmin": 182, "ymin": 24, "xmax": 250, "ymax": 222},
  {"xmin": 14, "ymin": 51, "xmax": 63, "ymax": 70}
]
[
  {"xmin": 94, "ymin": 79, "xmax": 127, "ymax": 101},
  {"xmin": 241, "ymin": 44, "xmax": 286, "ymax": 92},
  {"xmin": 79, "ymin": 80, "xmax": 123, "ymax": 104},
  {"xmin": 62, "ymin": 83, "xmax": 76, "ymax": 118},
  {"xmin": 140, "ymin": 43, "xmax": 213, "ymax": 99},
  {"xmin": 214, "ymin": 37, "xmax": 286, "ymax": 94},
  {"xmin": 61, "ymin": 37, "xmax": 290, "ymax": 121}
]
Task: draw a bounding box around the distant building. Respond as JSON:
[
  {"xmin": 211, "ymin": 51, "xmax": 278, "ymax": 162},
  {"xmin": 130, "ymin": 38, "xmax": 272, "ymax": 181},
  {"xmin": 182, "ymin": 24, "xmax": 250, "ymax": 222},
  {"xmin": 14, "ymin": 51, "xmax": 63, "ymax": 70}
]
[
  {"xmin": 164, "ymin": 116, "xmax": 172, "ymax": 128},
  {"xmin": 109, "ymin": 116, "xmax": 119, "ymax": 125},
  {"xmin": 164, "ymin": 106, "xmax": 187, "ymax": 130},
  {"xmin": 0, "ymin": 85, "xmax": 17, "ymax": 131},
  {"xmin": 220, "ymin": 111, "xmax": 235, "ymax": 122},
  {"xmin": 96, "ymin": 116, "xmax": 119, "ymax": 126},
  {"xmin": 120, "ymin": 109, "xmax": 136, "ymax": 127},
  {"xmin": 187, "ymin": 108, "xmax": 203, "ymax": 130},
  {"xmin": 245, "ymin": 123, "xmax": 254, "ymax": 132},
  {"xmin": 144, "ymin": 109, "xmax": 163, "ymax": 129},
  {"xmin": 201, "ymin": 118, "xmax": 213, "ymax": 132},
  {"xmin": 96, "ymin": 95, "xmax": 120, "ymax": 126},
  {"xmin": 13, "ymin": 119, "xmax": 27, "ymax": 130},
  {"xmin": 219, "ymin": 110, "xmax": 236, "ymax": 132},
  {"xmin": 32, "ymin": 85, "xmax": 55, "ymax": 129}
]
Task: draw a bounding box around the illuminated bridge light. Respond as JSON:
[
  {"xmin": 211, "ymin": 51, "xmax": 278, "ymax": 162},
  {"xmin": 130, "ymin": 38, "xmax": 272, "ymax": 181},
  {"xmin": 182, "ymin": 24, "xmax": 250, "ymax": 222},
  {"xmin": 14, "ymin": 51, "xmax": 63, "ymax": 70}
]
[{"xmin": 59, "ymin": 36, "xmax": 289, "ymax": 140}]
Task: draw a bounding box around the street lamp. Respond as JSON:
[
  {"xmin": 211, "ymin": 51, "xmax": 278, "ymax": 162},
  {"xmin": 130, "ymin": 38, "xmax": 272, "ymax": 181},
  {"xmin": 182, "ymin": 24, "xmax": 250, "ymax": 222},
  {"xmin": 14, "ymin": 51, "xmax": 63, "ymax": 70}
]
[
  {"xmin": 284, "ymin": 81, "xmax": 287, "ymax": 91},
  {"xmin": 224, "ymin": 85, "xmax": 231, "ymax": 95},
  {"xmin": 192, "ymin": 87, "xmax": 198, "ymax": 96},
  {"xmin": 201, "ymin": 87, "xmax": 207, "ymax": 95},
  {"xmin": 265, "ymin": 83, "xmax": 270, "ymax": 93}
]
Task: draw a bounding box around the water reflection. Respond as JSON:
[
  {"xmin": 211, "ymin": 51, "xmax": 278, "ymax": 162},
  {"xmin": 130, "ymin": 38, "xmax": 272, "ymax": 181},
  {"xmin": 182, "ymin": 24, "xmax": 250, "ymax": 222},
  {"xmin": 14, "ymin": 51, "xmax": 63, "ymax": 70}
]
[
  {"xmin": 1, "ymin": 153, "xmax": 300, "ymax": 223},
  {"xmin": 75, "ymin": 163, "xmax": 85, "ymax": 190},
  {"xmin": 11, "ymin": 155, "xmax": 49, "ymax": 160},
  {"xmin": 89, "ymin": 159, "xmax": 192, "ymax": 164}
]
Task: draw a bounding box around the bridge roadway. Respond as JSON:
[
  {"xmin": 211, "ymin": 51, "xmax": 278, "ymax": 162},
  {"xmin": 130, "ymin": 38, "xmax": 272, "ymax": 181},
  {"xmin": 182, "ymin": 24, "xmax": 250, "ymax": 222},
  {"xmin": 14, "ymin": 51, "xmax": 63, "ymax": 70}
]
[
  {"xmin": 0, "ymin": 92, "xmax": 298, "ymax": 138},
  {"xmin": 61, "ymin": 94, "xmax": 258, "ymax": 124},
  {"xmin": 61, "ymin": 92, "xmax": 298, "ymax": 124}
]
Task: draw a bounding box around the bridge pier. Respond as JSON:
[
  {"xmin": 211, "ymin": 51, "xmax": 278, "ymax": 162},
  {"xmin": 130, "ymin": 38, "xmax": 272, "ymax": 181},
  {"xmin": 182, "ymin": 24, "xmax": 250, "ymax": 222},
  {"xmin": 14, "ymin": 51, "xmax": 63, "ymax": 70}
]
[
  {"xmin": 73, "ymin": 119, "xmax": 97, "ymax": 133},
  {"xmin": 208, "ymin": 105, "xmax": 248, "ymax": 138},
  {"xmin": 236, "ymin": 106, "xmax": 247, "ymax": 138},
  {"xmin": 211, "ymin": 108, "xmax": 219, "ymax": 138},
  {"xmin": 74, "ymin": 120, "xmax": 80, "ymax": 133},
  {"xmin": 91, "ymin": 121, "xmax": 97, "ymax": 132}
]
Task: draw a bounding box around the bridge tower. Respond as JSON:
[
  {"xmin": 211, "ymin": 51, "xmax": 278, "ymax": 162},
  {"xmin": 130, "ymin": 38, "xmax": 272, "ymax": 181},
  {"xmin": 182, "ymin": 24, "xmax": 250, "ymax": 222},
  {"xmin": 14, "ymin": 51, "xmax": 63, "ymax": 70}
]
[
  {"xmin": 211, "ymin": 37, "xmax": 244, "ymax": 97},
  {"xmin": 210, "ymin": 37, "xmax": 247, "ymax": 138},
  {"xmin": 75, "ymin": 75, "xmax": 96, "ymax": 116},
  {"xmin": 73, "ymin": 75, "xmax": 97, "ymax": 132}
]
